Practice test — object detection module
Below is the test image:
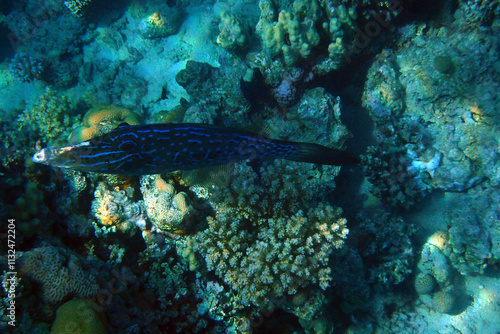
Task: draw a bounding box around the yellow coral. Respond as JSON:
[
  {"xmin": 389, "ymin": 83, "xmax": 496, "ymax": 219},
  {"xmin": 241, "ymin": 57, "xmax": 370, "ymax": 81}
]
[
  {"xmin": 51, "ymin": 299, "xmax": 107, "ymax": 334},
  {"xmin": 217, "ymin": 12, "xmax": 246, "ymax": 51},
  {"xmin": 263, "ymin": 10, "xmax": 320, "ymax": 66},
  {"xmin": 69, "ymin": 105, "xmax": 141, "ymax": 143}
]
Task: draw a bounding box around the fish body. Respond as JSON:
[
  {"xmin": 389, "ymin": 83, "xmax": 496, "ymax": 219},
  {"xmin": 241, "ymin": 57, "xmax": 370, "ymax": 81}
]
[{"xmin": 33, "ymin": 123, "xmax": 358, "ymax": 175}]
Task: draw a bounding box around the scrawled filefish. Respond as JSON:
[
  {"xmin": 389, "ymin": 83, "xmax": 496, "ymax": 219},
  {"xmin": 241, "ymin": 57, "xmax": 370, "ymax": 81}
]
[{"xmin": 32, "ymin": 123, "xmax": 359, "ymax": 175}]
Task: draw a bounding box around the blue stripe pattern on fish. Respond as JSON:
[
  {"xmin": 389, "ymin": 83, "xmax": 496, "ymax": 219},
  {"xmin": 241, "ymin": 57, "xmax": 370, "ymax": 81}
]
[{"xmin": 32, "ymin": 123, "xmax": 359, "ymax": 175}]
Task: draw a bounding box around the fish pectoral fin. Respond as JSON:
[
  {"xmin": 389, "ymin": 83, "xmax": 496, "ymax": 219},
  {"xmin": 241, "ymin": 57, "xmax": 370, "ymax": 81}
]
[{"xmin": 181, "ymin": 163, "xmax": 234, "ymax": 187}]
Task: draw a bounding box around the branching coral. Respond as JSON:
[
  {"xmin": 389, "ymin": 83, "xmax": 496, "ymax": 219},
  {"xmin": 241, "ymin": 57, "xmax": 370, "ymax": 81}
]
[
  {"xmin": 262, "ymin": 10, "xmax": 321, "ymax": 66},
  {"xmin": 63, "ymin": 0, "xmax": 92, "ymax": 17},
  {"xmin": 195, "ymin": 203, "xmax": 348, "ymax": 307},
  {"xmin": 362, "ymin": 144, "xmax": 432, "ymax": 209},
  {"xmin": 354, "ymin": 208, "xmax": 416, "ymax": 285},
  {"xmin": 9, "ymin": 52, "xmax": 44, "ymax": 82},
  {"xmin": 16, "ymin": 88, "xmax": 78, "ymax": 145}
]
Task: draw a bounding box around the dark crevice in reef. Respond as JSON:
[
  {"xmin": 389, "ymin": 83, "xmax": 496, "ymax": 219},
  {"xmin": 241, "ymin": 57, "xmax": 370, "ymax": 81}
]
[{"xmin": 319, "ymin": 57, "xmax": 376, "ymax": 221}]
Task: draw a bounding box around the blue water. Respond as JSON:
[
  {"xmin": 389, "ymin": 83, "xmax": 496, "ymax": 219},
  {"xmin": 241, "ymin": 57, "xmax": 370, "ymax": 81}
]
[{"xmin": 1, "ymin": 0, "xmax": 499, "ymax": 333}]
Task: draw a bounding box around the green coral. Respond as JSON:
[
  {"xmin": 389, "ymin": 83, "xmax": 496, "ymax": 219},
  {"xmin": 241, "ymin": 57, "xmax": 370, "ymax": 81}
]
[
  {"xmin": 216, "ymin": 12, "xmax": 248, "ymax": 52},
  {"xmin": 63, "ymin": 0, "xmax": 92, "ymax": 17},
  {"xmin": 262, "ymin": 10, "xmax": 321, "ymax": 66},
  {"xmin": 257, "ymin": 0, "xmax": 404, "ymax": 70},
  {"xmin": 16, "ymin": 88, "xmax": 79, "ymax": 145},
  {"xmin": 141, "ymin": 9, "xmax": 183, "ymax": 39}
]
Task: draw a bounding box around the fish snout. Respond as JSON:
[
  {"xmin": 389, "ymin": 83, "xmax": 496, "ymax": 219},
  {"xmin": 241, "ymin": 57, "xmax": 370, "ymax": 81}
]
[{"xmin": 33, "ymin": 148, "xmax": 49, "ymax": 164}]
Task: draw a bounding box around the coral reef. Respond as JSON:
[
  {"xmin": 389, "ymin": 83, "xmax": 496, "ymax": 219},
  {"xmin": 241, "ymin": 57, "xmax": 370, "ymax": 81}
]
[
  {"xmin": 456, "ymin": 0, "xmax": 499, "ymax": 25},
  {"xmin": 255, "ymin": 0, "xmax": 402, "ymax": 72},
  {"xmin": 140, "ymin": 175, "xmax": 194, "ymax": 234},
  {"xmin": 16, "ymin": 88, "xmax": 78, "ymax": 145},
  {"xmin": 7, "ymin": 181, "xmax": 48, "ymax": 240},
  {"xmin": 51, "ymin": 299, "xmax": 107, "ymax": 334},
  {"xmin": 19, "ymin": 246, "xmax": 99, "ymax": 305},
  {"xmin": 175, "ymin": 59, "xmax": 250, "ymax": 126},
  {"xmin": 216, "ymin": 11, "xmax": 248, "ymax": 52},
  {"xmin": 64, "ymin": 0, "xmax": 92, "ymax": 17},
  {"xmin": 445, "ymin": 187, "xmax": 500, "ymax": 275},
  {"xmin": 4, "ymin": 0, "xmax": 500, "ymax": 332},
  {"xmin": 9, "ymin": 52, "xmax": 43, "ymax": 82},
  {"xmin": 362, "ymin": 144, "xmax": 432, "ymax": 209},
  {"xmin": 355, "ymin": 208, "xmax": 416, "ymax": 286},
  {"xmin": 70, "ymin": 105, "xmax": 141, "ymax": 143},
  {"xmin": 195, "ymin": 203, "xmax": 348, "ymax": 307},
  {"xmin": 4, "ymin": 1, "xmax": 85, "ymax": 59},
  {"xmin": 91, "ymin": 182, "xmax": 146, "ymax": 235},
  {"xmin": 395, "ymin": 24, "xmax": 500, "ymax": 190}
]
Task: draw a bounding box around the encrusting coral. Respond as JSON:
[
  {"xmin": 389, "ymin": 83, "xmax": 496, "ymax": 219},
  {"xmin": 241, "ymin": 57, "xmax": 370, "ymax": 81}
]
[
  {"xmin": 51, "ymin": 299, "xmax": 107, "ymax": 334},
  {"xmin": 91, "ymin": 182, "xmax": 146, "ymax": 235},
  {"xmin": 69, "ymin": 105, "xmax": 141, "ymax": 143},
  {"xmin": 216, "ymin": 11, "xmax": 248, "ymax": 52},
  {"xmin": 19, "ymin": 246, "xmax": 99, "ymax": 305},
  {"xmin": 140, "ymin": 175, "xmax": 194, "ymax": 234}
]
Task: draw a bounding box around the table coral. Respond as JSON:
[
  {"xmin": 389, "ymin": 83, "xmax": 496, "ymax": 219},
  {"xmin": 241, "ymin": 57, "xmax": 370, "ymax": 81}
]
[
  {"xmin": 19, "ymin": 246, "xmax": 98, "ymax": 305},
  {"xmin": 69, "ymin": 105, "xmax": 141, "ymax": 143}
]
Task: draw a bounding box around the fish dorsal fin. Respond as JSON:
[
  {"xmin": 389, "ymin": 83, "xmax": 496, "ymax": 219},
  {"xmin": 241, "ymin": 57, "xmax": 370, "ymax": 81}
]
[
  {"xmin": 181, "ymin": 163, "xmax": 234, "ymax": 187},
  {"xmin": 116, "ymin": 122, "xmax": 131, "ymax": 129},
  {"xmin": 242, "ymin": 120, "xmax": 275, "ymax": 139}
]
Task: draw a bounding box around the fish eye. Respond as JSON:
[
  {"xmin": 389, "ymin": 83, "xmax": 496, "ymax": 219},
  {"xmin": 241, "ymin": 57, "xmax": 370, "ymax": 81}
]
[{"xmin": 118, "ymin": 140, "xmax": 137, "ymax": 151}]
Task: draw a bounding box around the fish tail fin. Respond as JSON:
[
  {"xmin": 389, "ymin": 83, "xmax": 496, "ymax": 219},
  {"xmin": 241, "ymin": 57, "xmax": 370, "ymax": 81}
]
[{"xmin": 288, "ymin": 142, "xmax": 360, "ymax": 166}]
